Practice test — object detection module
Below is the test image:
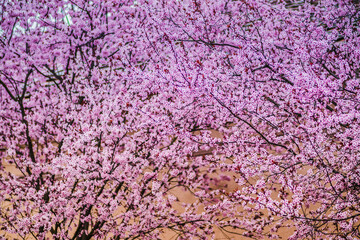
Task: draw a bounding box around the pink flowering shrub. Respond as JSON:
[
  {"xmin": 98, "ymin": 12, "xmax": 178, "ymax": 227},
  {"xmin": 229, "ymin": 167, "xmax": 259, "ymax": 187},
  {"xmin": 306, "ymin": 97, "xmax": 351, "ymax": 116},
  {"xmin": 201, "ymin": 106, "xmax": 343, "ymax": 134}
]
[{"xmin": 0, "ymin": 0, "xmax": 359, "ymax": 239}]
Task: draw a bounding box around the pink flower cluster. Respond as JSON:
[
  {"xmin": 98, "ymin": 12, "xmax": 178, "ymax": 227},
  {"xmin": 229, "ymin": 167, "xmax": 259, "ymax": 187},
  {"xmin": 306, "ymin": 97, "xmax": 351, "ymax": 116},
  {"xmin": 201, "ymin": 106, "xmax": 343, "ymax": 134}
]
[{"xmin": 0, "ymin": 0, "xmax": 359, "ymax": 239}]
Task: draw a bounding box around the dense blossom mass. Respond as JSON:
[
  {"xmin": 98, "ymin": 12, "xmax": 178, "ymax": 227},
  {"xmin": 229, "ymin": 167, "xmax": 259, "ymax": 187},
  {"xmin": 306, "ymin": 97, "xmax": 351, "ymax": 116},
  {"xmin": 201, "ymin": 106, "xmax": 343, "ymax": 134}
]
[{"xmin": 0, "ymin": 0, "xmax": 359, "ymax": 239}]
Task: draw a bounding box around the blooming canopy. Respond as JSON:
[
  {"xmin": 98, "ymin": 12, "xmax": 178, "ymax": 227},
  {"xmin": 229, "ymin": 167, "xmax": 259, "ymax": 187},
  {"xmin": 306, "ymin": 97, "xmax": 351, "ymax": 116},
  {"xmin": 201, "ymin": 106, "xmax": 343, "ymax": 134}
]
[{"xmin": 0, "ymin": 0, "xmax": 359, "ymax": 239}]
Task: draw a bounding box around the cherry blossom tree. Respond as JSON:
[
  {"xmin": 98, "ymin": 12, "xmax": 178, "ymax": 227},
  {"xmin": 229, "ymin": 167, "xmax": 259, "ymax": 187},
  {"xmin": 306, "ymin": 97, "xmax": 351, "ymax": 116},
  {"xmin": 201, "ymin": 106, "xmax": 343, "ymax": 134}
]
[{"xmin": 0, "ymin": 0, "xmax": 359, "ymax": 239}]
